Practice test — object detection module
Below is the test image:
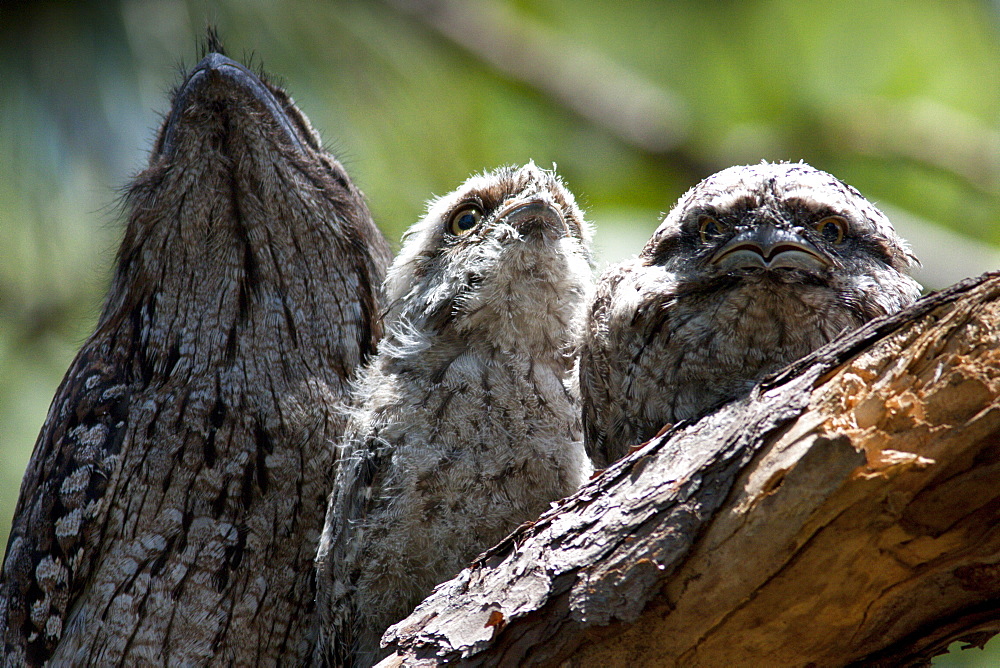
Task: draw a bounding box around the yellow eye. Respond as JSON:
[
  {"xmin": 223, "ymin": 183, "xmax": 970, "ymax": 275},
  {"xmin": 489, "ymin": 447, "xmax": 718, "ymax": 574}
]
[
  {"xmin": 815, "ymin": 216, "xmax": 847, "ymax": 244},
  {"xmin": 448, "ymin": 205, "xmax": 483, "ymax": 236},
  {"xmin": 698, "ymin": 215, "xmax": 727, "ymax": 243}
]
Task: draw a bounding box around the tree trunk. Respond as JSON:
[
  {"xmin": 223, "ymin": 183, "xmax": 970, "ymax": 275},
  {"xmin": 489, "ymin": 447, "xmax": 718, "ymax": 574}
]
[{"xmin": 378, "ymin": 271, "xmax": 1000, "ymax": 667}]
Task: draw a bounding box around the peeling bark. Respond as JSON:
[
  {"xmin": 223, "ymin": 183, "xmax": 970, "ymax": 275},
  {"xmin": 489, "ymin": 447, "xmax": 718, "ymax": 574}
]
[{"xmin": 379, "ymin": 271, "xmax": 1000, "ymax": 667}]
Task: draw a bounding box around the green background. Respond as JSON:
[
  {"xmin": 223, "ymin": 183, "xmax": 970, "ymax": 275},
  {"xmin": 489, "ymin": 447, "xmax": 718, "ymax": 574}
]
[{"xmin": 1, "ymin": 1, "xmax": 998, "ymax": 663}]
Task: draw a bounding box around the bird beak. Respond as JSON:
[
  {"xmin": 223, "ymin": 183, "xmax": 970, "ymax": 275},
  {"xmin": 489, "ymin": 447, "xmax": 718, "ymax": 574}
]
[
  {"xmin": 159, "ymin": 52, "xmax": 307, "ymax": 158},
  {"xmin": 710, "ymin": 225, "xmax": 832, "ymax": 272},
  {"xmin": 499, "ymin": 198, "xmax": 569, "ymax": 241}
]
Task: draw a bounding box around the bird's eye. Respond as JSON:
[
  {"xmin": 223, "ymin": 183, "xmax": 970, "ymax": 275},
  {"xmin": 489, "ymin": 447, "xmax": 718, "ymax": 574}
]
[
  {"xmin": 448, "ymin": 205, "xmax": 483, "ymax": 236},
  {"xmin": 815, "ymin": 216, "xmax": 847, "ymax": 244},
  {"xmin": 698, "ymin": 216, "xmax": 727, "ymax": 243}
]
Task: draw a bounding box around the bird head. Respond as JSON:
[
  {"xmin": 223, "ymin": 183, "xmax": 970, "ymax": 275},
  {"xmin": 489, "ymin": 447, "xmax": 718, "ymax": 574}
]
[
  {"xmin": 384, "ymin": 162, "xmax": 593, "ymax": 355},
  {"xmin": 641, "ymin": 162, "xmax": 921, "ymax": 314},
  {"xmin": 120, "ymin": 46, "xmax": 385, "ymax": 293}
]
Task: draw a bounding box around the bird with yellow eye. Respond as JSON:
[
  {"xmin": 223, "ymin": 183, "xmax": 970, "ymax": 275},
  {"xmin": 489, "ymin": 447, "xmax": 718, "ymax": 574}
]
[
  {"xmin": 315, "ymin": 162, "xmax": 594, "ymax": 667},
  {"xmin": 580, "ymin": 161, "xmax": 923, "ymax": 467}
]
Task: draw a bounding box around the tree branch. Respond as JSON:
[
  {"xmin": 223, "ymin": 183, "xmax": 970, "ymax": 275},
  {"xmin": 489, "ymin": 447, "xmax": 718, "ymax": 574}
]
[{"xmin": 379, "ymin": 271, "xmax": 1000, "ymax": 667}]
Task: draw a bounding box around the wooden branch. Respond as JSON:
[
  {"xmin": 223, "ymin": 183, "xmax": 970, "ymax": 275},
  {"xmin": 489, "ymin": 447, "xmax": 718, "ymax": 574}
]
[{"xmin": 378, "ymin": 271, "xmax": 1000, "ymax": 667}]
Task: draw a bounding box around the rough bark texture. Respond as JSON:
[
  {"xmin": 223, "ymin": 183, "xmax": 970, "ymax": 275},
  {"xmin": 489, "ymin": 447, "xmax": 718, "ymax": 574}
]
[{"xmin": 380, "ymin": 271, "xmax": 1000, "ymax": 667}]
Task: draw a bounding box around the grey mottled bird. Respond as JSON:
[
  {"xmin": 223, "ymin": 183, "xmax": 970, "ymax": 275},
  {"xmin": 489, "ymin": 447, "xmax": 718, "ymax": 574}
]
[
  {"xmin": 314, "ymin": 163, "xmax": 594, "ymax": 667},
  {"xmin": 581, "ymin": 161, "xmax": 922, "ymax": 468},
  {"xmin": 0, "ymin": 42, "xmax": 390, "ymax": 665}
]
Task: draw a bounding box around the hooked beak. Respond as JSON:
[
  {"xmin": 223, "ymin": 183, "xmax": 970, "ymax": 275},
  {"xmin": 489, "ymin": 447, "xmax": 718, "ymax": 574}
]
[
  {"xmin": 160, "ymin": 53, "xmax": 306, "ymax": 157},
  {"xmin": 710, "ymin": 225, "xmax": 831, "ymax": 272},
  {"xmin": 498, "ymin": 198, "xmax": 569, "ymax": 241}
]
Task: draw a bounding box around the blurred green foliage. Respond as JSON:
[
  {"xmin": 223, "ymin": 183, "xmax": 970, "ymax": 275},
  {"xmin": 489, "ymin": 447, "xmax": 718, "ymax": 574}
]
[{"xmin": 1, "ymin": 1, "xmax": 997, "ymax": 663}]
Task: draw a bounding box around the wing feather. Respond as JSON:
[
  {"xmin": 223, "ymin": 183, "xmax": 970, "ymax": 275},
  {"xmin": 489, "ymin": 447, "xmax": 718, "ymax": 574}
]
[{"xmin": 1, "ymin": 345, "xmax": 131, "ymax": 666}]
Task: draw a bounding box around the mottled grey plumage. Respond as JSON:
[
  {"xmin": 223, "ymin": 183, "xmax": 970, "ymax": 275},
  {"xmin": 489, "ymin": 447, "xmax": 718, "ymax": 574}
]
[
  {"xmin": 314, "ymin": 163, "xmax": 594, "ymax": 667},
  {"xmin": 0, "ymin": 45, "xmax": 389, "ymax": 665},
  {"xmin": 581, "ymin": 161, "xmax": 922, "ymax": 467}
]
